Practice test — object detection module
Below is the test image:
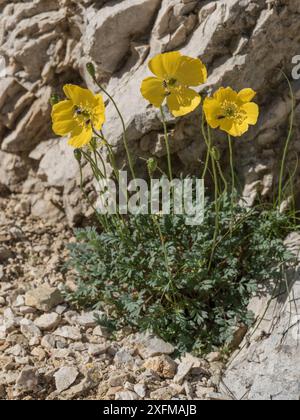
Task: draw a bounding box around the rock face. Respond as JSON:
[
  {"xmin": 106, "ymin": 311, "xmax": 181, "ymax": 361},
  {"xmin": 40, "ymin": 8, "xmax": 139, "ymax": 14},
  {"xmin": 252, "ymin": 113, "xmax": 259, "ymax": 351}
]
[
  {"xmin": 221, "ymin": 233, "xmax": 300, "ymax": 401},
  {"xmin": 1, "ymin": 0, "xmax": 300, "ymax": 225},
  {"xmin": 1, "ymin": 0, "xmax": 300, "ymax": 401}
]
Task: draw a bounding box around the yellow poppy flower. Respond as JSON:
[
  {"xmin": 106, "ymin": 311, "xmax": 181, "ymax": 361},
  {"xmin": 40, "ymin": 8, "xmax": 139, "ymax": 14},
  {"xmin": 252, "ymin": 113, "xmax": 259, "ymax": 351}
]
[
  {"xmin": 141, "ymin": 51, "xmax": 207, "ymax": 117},
  {"xmin": 51, "ymin": 84, "xmax": 105, "ymax": 148},
  {"xmin": 203, "ymin": 87, "xmax": 259, "ymax": 137}
]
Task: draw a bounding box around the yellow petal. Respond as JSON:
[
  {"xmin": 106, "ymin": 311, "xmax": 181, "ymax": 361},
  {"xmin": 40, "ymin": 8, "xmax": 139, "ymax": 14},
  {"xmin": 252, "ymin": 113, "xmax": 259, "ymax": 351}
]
[
  {"xmin": 219, "ymin": 118, "xmax": 234, "ymax": 135},
  {"xmin": 215, "ymin": 86, "xmax": 238, "ymax": 103},
  {"xmin": 203, "ymin": 98, "xmax": 222, "ymax": 129},
  {"xmin": 148, "ymin": 52, "xmax": 181, "ymax": 79},
  {"xmin": 174, "ymin": 56, "xmax": 207, "ymax": 86},
  {"xmin": 68, "ymin": 126, "xmax": 93, "ymax": 148},
  {"xmin": 225, "ymin": 121, "xmax": 249, "ymax": 137},
  {"xmin": 52, "ymin": 119, "xmax": 75, "ymax": 136},
  {"xmin": 51, "ymin": 100, "xmax": 73, "ymax": 120},
  {"xmin": 167, "ymin": 87, "xmax": 201, "ymax": 117},
  {"xmin": 63, "ymin": 84, "xmax": 96, "ymax": 107},
  {"xmin": 51, "ymin": 100, "xmax": 74, "ymax": 136},
  {"xmin": 92, "ymin": 94, "xmax": 106, "ymax": 130},
  {"xmin": 241, "ymin": 102, "xmax": 259, "ymax": 125},
  {"xmin": 238, "ymin": 88, "xmax": 256, "ymax": 103},
  {"xmin": 141, "ymin": 77, "xmax": 166, "ymax": 108}
]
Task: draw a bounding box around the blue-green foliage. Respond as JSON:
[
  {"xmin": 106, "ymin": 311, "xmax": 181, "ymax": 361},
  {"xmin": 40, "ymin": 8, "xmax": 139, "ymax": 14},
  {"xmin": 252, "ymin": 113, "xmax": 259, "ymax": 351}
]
[{"xmin": 66, "ymin": 195, "xmax": 295, "ymax": 354}]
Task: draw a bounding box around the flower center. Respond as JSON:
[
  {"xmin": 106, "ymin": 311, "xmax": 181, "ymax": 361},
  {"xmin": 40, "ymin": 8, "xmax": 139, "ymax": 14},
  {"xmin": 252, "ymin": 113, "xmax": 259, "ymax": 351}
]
[
  {"xmin": 218, "ymin": 100, "xmax": 247, "ymax": 124},
  {"xmin": 162, "ymin": 78, "xmax": 178, "ymax": 96},
  {"xmin": 74, "ymin": 105, "xmax": 92, "ymax": 127}
]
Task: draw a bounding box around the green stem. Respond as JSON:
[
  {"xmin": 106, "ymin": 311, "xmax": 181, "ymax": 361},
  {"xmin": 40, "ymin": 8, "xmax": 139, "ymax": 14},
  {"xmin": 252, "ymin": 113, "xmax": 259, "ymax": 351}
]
[
  {"xmin": 201, "ymin": 111, "xmax": 210, "ymax": 179},
  {"xmin": 77, "ymin": 161, "xmax": 110, "ymax": 231},
  {"xmin": 278, "ymin": 71, "xmax": 295, "ymax": 207},
  {"xmin": 208, "ymin": 129, "xmax": 220, "ymax": 271},
  {"xmin": 228, "ymin": 134, "xmax": 235, "ymax": 201},
  {"xmin": 216, "ymin": 160, "xmax": 228, "ymax": 195},
  {"xmin": 160, "ymin": 106, "xmax": 173, "ymax": 182},
  {"xmin": 92, "ymin": 78, "xmax": 136, "ymax": 180}
]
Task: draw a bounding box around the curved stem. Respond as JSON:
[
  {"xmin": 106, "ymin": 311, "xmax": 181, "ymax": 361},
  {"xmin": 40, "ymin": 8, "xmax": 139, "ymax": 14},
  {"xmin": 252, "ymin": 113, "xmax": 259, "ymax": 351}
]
[
  {"xmin": 92, "ymin": 78, "xmax": 136, "ymax": 180},
  {"xmin": 77, "ymin": 160, "xmax": 110, "ymax": 231},
  {"xmin": 216, "ymin": 160, "xmax": 228, "ymax": 195},
  {"xmin": 278, "ymin": 71, "xmax": 295, "ymax": 207},
  {"xmin": 160, "ymin": 106, "xmax": 173, "ymax": 182}
]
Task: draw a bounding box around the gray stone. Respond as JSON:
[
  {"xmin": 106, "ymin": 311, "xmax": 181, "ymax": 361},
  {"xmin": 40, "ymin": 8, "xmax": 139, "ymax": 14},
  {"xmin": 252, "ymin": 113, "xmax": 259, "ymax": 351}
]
[
  {"xmin": 0, "ymin": 246, "xmax": 13, "ymax": 262},
  {"xmin": 16, "ymin": 367, "xmax": 39, "ymax": 392}
]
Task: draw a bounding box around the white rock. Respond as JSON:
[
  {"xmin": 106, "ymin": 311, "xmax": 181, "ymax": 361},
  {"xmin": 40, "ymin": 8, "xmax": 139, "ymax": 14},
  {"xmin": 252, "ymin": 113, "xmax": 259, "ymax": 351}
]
[
  {"xmin": 134, "ymin": 383, "xmax": 147, "ymax": 398},
  {"xmin": 75, "ymin": 312, "xmax": 98, "ymax": 328},
  {"xmin": 5, "ymin": 344, "xmax": 26, "ymax": 357},
  {"xmin": 14, "ymin": 295, "xmax": 25, "ymax": 307},
  {"xmin": 173, "ymin": 361, "xmax": 193, "ymax": 385},
  {"xmin": 0, "ymin": 325, "xmax": 7, "ymax": 340},
  {"xmin": 115, "ymin": 391, "xmax": 139, "ymax": 401},
  {"xmin": 54, "ymin": 326, "xmax": 82, "ymax": 341},
  {"xmin": 135, "ymin": 334, "xmax": 175, "ymax": 359},
  {"xmin": 93, "ymin": 325, "xmax": 109, "ymax": 338},
  {"xmin": 25, "ymin": 286, "xmax": 63, "ymax": 311},
  {"xmin": 34, "ymin": 313, "xmax": 60, "ymax": 331},
  {"xmin": 41, "ymin": 334, "xmax": 56, "ymax": 349},
  {"xmin": 54, "ymin": 366, "xmax": 79, "ymax": 393},
  {"xmin": 206, "ymin": 352, "xmax": 222, "ymax": 363},
  {"xmin": 20, "ymin": 319, "xmax": 42, "ymax": 341},
  {"xmin": 88, "ymin": 344, "xmax": 108, "ymax": 356}
]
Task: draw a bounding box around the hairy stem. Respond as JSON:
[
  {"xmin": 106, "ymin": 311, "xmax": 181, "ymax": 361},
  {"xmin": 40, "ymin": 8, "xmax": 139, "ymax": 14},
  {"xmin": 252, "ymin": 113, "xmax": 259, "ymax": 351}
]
[{"xmin": 160, "ymin": 106, "xmax": 173, "ymax": 182}]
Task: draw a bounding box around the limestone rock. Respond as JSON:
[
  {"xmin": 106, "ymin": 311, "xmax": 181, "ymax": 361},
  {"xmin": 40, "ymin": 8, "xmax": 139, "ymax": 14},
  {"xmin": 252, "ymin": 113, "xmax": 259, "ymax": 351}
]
[
  {"xmin": 20, "ymin": 319, "xmax": 42, "ymax": 342},
  {"xmin": 54, "ymin": 367, "xmax": 79, "ymax": 393},
  {"xmin": 54, "ymin": 326, "xmax": 82, "ymax": 341},
  {"xmin": 150, "ymin": 386, "xmax": 179, "ymax": 400},
  {"xmin": 134, "ymin": 334, "xmax": 175, "ymax": 358},
  {"xmin": 34, "ymin": 313, "xmax": 61, "ymax": 331},
  {"xmin": 25, "ymin": 286, "xmax": 64, "ymax": 311},
  {"xmin": 221, "ymin": 233, "xmax": 300, "ymax": 400},
  {"xmin": 0, "ymin": 0, "xmax": 299, "ymax": 226},
  {"xmin": 143, "ymin": 355, "xmax": 177, "ymax": 379},
  {"xmin": 173, "ymin": 361, "xmax": 193, "ymax": 384},
  {"xmin": 115, "ymin": 391, "xmax": 139, "ymax": 401}
]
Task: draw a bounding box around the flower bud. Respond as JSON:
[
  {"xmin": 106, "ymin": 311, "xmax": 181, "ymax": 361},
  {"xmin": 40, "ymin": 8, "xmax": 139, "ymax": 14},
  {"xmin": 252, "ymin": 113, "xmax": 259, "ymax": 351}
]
[
  {"xmin": 50, "ymin": 94, "xmax": 60, "ymax": 106},
  {"xmin": 147, "ymin": 158, "xmax": 158, "ymax": 175},
  {"xmin": 86, "ymin": 62, "xmax": 96, "ymax": 78},
  {"xmin": 74, "ymin": 149, "xmax": 82, "ymax": 163}
]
